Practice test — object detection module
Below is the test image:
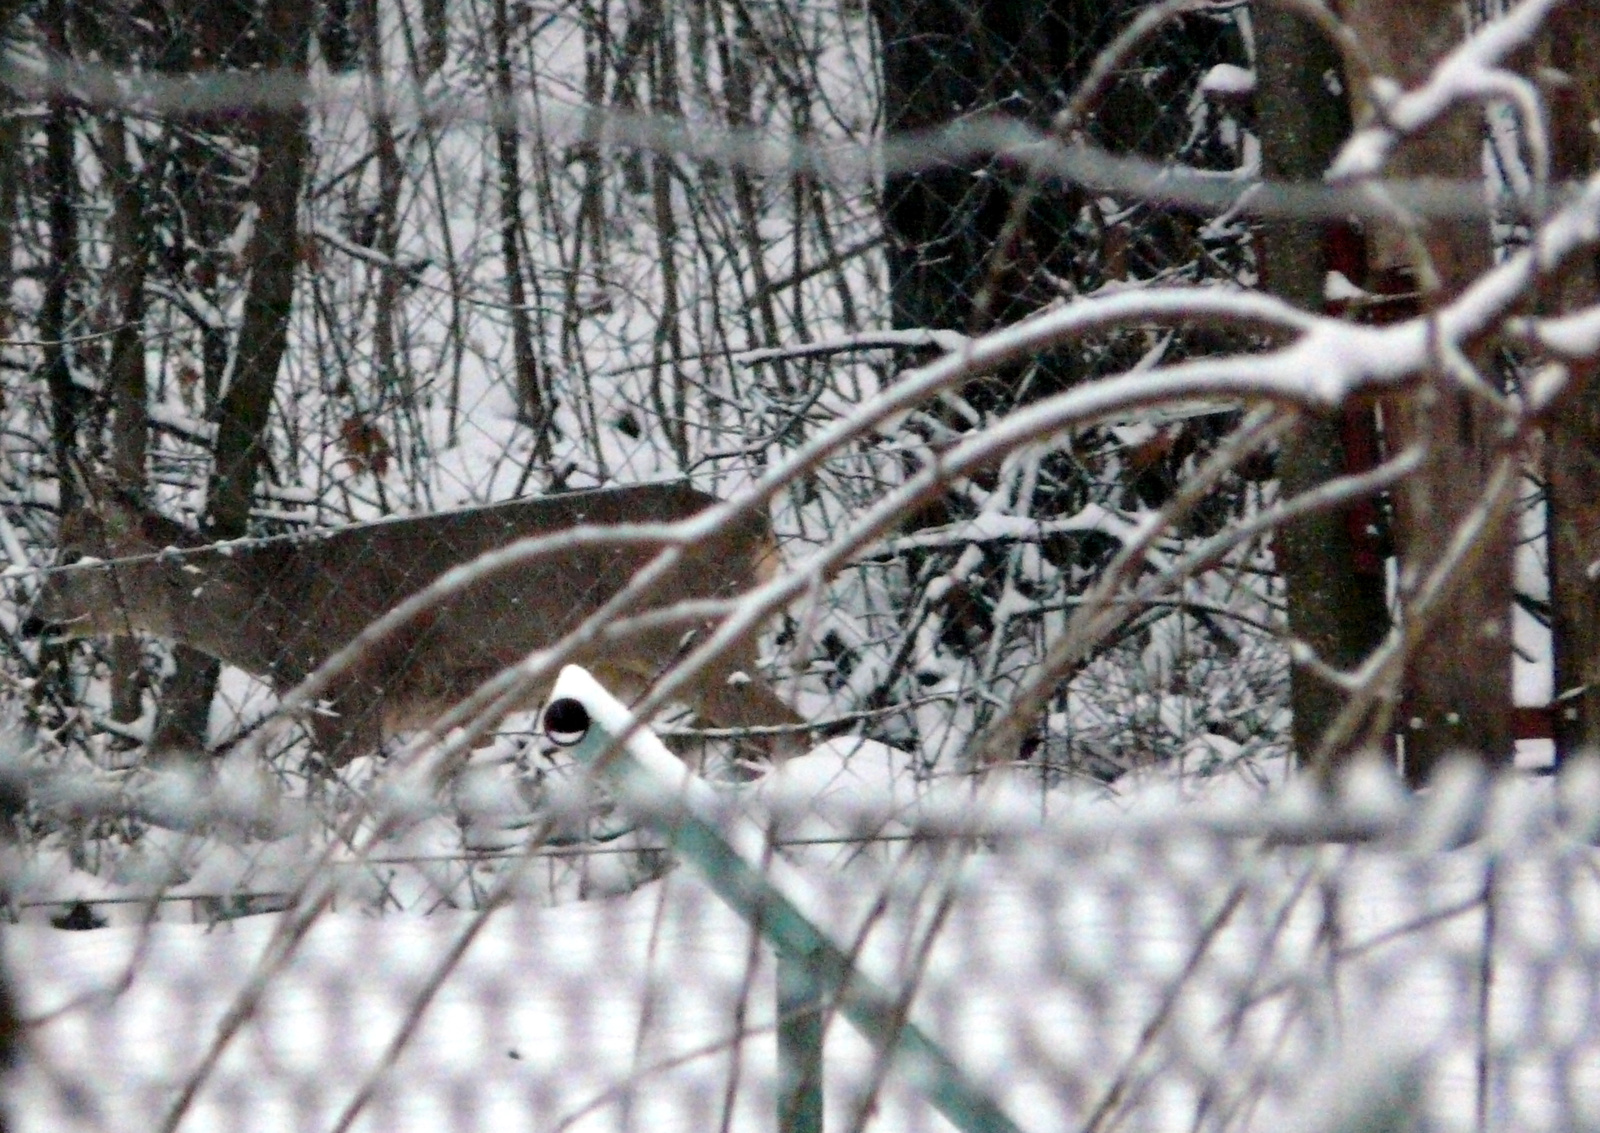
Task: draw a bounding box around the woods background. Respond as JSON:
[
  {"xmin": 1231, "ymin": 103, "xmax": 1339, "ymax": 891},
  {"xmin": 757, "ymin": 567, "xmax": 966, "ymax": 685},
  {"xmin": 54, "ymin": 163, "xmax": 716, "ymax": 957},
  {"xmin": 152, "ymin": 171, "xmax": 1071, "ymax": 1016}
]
[{"xmin": 0, "ymin": 0, "xmax": 1596, "ymax": 885}]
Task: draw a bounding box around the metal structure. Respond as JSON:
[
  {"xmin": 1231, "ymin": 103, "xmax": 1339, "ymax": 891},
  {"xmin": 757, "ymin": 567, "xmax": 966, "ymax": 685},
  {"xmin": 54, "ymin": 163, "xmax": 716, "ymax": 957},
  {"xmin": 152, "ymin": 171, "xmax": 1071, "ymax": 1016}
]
[{"xmin": 4, "ymin": 714, "xmax": 1600, "ymax": 1132}]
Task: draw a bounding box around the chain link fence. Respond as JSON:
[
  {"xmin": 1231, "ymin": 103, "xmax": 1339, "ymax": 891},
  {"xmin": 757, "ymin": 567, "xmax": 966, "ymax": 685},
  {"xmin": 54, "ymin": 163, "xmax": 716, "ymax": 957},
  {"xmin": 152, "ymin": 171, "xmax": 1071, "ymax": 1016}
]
[
  {"xmin": 0, "ymin": 0, "xmax": 1272, "ymax": 786},
  {"xmin": 6, "ymin": 722, "xmax": 1600, "ymax": 1133}
]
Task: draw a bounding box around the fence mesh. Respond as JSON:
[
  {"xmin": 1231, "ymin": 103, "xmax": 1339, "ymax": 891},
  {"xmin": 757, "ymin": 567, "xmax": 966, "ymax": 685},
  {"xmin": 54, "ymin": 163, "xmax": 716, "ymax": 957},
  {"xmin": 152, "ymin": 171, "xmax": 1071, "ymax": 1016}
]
[
  {"xmin": 8, "ymin": 745, "xmax": 1600, "ymax": 1133},
  {"xmin": 0, "ymin": 0, "xmax": 1272, "ymax": 785}
]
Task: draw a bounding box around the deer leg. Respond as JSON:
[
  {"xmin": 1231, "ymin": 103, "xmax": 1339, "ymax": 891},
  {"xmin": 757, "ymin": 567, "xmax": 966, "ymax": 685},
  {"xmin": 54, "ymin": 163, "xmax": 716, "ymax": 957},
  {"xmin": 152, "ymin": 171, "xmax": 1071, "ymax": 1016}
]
[{"xmin": 307, "ymin": 686, "xmax": 389, "ymax": 767}]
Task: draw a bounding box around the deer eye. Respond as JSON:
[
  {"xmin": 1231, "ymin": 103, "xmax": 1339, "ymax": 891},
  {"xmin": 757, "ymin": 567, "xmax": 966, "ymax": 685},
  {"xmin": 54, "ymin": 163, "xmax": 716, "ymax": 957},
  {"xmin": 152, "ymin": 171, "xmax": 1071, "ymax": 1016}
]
[{"xmin": 542, "ymin": 698, "xmax": 591, "ymax": 747}]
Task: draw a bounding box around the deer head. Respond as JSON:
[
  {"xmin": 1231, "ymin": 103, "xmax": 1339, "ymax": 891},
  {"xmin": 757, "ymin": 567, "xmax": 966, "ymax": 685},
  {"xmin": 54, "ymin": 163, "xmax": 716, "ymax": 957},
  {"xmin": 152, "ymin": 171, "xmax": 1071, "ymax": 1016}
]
[{"xmin": 27, "ymin": 491, "xmax": 225, "ymax": 643}]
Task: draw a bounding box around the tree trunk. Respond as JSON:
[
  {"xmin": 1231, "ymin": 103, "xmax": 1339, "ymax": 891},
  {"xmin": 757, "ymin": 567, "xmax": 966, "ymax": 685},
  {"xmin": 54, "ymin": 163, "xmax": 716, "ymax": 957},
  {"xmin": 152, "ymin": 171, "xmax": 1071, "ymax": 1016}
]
[
  {"xmin": 319, "ymin": 0, "xmax": 358, "ymax": 72},
  {"xmin": 1254, "ymin": 5, "xmax": 1389, "ymax": 778},
  {"xmin": 0, "ymin": 25, "xmax": 16, "ymax": 339},
  {"xmin": 1254, "ymin": 6, "xmax": 1382, "ymax": 777},
  {"xmin": 1337, "ymin": 0, "xmax": 1510, "ymax": 784},
  {"xmin": 1541, "ymin": 1, "xmax": 1600, "ymax": 763},
  {"xmin": 359, "ymin": 0, "xmax": 405, "ymax": 405},
  {"xmin": 868, "ymin": 0, "xmax": 1242, "ymax": 755},
  {"xmin": 36, "ymin": 0, "xmax": 84, "ymax": 728},
  {"xmin": 40, "ymin": 0, "xmax": 81, "ymax": 521},
  {"xmin": 153, "ymin": 0, "xmax": 314, "ymax": 756},
  {"xmin": 872, "ymin": 0, "xmax": 1016, "ymax": 335},
  {"xmin": 647, "ymin": 0, "xmax": 690, "ymax": 467},
  {"xmin": 492, "ymin": 0, "xmax": 551, "ymax": 454},
  {"xmin": 101, "ymin": 112, "xmax": 151, "ymax": 727},
  {"xmin": 421, "ymin": 0, "xmax": 448, "ymax": 77}
]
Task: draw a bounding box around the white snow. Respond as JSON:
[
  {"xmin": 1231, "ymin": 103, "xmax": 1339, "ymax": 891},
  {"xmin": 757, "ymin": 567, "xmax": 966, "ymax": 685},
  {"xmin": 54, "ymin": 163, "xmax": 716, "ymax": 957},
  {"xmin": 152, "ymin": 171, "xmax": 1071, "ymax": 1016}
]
[
  {"xmin": 7, "ymin": 737, "xmax": 1600, "ymax": 1133},
  {"xmin": 1199, "ymin": 65, "xmax": 1255, "ymax": 98}
]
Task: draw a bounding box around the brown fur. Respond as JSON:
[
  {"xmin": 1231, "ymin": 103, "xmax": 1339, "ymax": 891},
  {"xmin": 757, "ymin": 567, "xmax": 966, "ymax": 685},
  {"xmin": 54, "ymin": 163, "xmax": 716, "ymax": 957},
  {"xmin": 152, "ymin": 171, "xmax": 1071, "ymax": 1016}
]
[{"xmin": 33, "ymin": 484, "xmax": 804, "ymax": 764}]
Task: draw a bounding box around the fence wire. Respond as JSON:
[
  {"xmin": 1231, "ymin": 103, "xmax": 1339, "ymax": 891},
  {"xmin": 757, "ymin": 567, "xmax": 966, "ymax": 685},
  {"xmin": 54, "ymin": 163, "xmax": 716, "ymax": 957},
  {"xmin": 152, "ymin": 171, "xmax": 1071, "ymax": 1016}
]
[
  {"xmin": 5, "ymin": 740, "xmax": 1600, "ymax": 1133},
  {"xmin": 0, "ymin": 0, "xmax": 1271, "ymax": 788}
]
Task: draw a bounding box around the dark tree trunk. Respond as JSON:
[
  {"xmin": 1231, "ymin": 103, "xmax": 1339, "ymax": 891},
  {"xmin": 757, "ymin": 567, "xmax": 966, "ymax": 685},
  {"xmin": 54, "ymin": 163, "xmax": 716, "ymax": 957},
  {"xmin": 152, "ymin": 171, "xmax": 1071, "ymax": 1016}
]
[
  {"xmin": 1338, "ymin": 0, "xmax": 1511, "ymax": 785},
  {"xmin": 1253, "ymin": 4, "xmax": 1388, "ymax": 777},
  {"xmin": 1542, "ymin": 1, "xmax": 1600, "ymax": 763},
  {"xmin": 320, "ymin": 0, "xmax": 358, "ymax": 72},
  {"xmin": 41, "ymin": 0, "xmax": 81, "ymax": 520},
  {"xmin": 421, "ymin": 0, "xmax": 448, "ymax": 76},
  {"xmin": 867, "ymin": 0, "xmax": 1245, "ymax": 753},
  {"xmin": 647, "ymin": 0, "xmax": 689, "ymax": 466},
  {"xmin": 871, "ymin": 0, "xmax": 1227, "ymax": 342},
  {"xmin": 205, "ymin": 6, "xmax": 311, "ymax": 538},
  {"xmin": 36, "ymin": 0, "xmax": 84, "ymax": 726},
  {"xmin": 492, "ymin": 0, "xmax": 550, "ymax": 454},
  {"xmin": 153, "ymin": 0, "xmax": 315, "ymax": 756},
  {"xmin": 873, "ymin": 0, "xmax": 1041, "ymax": 335},
  {"xmin": 102, "ymin": 112, "xmax": 151, "ymax": 727}
]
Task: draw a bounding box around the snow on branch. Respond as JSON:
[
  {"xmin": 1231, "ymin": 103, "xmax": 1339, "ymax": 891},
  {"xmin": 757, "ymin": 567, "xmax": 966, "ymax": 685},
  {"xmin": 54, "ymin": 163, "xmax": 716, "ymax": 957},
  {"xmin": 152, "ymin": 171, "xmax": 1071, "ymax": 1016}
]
[
  {"xmin": 865, "ymin": 504, "xmax": 1146, "ymax": 557},
  {"xmin": 621, "ymin": 175, "xmax": 1600, "ymax": 741},
  {"xmin": 257, "ymin": 158, "xmax": 1600, "ymax": 782},
  {"xmin": 1329, "ymin": 0, "xmax": 1562, "ymax": 186},
  {"xmin": 733, "ymin": 328, "xmax": 971, "ymax": 367}
]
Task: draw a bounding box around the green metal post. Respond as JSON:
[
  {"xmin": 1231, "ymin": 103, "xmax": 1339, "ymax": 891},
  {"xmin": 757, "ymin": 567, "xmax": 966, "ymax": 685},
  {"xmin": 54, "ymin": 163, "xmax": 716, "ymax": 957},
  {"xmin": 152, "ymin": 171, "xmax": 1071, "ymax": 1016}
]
[
  {"xmin": 778, "ymin": 946, "xmax": 825, "ymax": 1133},
  {"xmin": 544, "ymin": 665, "xmax": 1027, "ymax": 1133}
]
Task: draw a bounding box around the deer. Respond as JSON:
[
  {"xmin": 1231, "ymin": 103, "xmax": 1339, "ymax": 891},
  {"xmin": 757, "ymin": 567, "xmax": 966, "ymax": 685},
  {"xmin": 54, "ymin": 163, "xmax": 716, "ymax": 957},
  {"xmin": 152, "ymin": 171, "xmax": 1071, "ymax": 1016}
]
[{"xmin": 23, "ymin": 482, "xmax": 806, "ymax": 766}]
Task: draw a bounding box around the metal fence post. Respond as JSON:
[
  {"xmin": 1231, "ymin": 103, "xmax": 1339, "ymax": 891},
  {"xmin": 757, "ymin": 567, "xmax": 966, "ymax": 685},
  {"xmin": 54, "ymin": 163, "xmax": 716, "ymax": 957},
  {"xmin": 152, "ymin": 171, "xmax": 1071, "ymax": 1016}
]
[
  {"xmin": 778, "ymin": 945, "xmax": 824, "ymax": 1133},
  {"xmin": 544, "ymin": 665, "xmax": 1027, "ymax": 1133}
]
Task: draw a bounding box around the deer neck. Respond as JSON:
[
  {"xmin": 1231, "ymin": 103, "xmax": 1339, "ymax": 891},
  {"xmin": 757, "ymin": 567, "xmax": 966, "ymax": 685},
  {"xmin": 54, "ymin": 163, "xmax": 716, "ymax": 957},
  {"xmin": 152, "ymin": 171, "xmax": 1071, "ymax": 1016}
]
[{"xmin": 110, "ymin": 547, "xmax": 304, "ymax": 685}]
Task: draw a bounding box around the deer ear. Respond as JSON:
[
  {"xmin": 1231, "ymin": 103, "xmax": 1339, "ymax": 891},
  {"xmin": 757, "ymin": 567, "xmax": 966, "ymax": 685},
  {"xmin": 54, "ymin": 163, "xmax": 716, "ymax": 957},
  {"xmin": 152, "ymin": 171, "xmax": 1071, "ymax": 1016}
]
[{"xmin": 56, "ymin": 464, "xmax": 149, "ymax": 552}]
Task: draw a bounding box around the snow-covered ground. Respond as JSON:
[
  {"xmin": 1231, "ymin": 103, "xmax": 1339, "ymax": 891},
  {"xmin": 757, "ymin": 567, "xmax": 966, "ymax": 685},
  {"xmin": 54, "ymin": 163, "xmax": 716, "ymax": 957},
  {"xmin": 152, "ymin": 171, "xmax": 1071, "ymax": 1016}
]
[{"xmin": 8, "ymin": 730, "xmax": 1600, "ymax": 1133}]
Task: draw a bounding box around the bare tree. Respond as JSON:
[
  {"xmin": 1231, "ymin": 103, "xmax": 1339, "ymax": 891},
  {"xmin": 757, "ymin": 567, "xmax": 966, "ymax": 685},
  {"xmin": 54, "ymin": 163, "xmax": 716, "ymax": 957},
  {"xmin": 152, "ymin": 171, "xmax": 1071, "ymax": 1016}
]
[
  {"xmin": 1337, "ymin": 0, "xmax": 1513, "ymax": 783},
  {"xmin": 3, "ymin": 0, "xmax": 1591, "ymax": 824},
  {"xmin": 33, "ymin": 0, "xmax": 86, "ymax": 733},
  {"xmin": 491, "ymin": 0, "xmax": 552, "ymax": 454},
  {"xmin": 1254, "ymin": 4, "xmax": 1387, "ymax": 777},
  {"xmin": 156, "ymin": 0, "xmax": 316, "ymax": 754},
  {"xmin": 1542, "ymin": 0, "xmax": 1600, "ymax": 762}
]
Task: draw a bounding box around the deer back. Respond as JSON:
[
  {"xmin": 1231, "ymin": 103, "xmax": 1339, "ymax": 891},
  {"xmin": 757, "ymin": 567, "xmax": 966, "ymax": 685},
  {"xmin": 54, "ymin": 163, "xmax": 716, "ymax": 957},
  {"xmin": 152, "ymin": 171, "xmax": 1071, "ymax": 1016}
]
[
  {"xmin": 297, "ymin": 484, "xmax": 787, "ymax": 742},
  {"xmin": 31, "ymin": 483, "xmax": 798, "ymax": 762}
]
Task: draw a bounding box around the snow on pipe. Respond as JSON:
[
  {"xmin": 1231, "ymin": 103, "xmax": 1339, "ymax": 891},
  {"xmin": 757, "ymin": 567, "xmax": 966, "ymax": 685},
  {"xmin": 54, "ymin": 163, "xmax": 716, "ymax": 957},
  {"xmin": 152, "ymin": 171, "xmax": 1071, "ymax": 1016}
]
[{"xmin": 542, "ymin": 663, "xmax": 1027, "ymax": 1133}]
